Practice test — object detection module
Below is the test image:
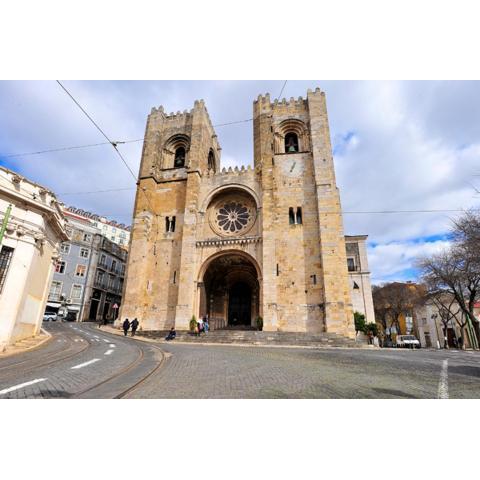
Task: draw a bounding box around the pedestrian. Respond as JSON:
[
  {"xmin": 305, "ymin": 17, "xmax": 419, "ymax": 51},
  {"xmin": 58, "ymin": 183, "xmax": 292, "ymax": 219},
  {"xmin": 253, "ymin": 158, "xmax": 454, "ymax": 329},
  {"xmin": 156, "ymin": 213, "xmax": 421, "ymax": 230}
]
[
  {"xmin": 198, "ymin": 316, "xmax": 204, "ymax": 335},
  {"xmin": 367, "ymin": 330, "xmax": 373, "ymax": 345},
  {"xmin": 131, "ymin": 318, "xmax": 139, "ymax": 336},
  {"xmin": 122, "ymin": 318, "xmax": 130, "ymax": 336},
  {"xmin": 204, "ymin": 315, "xmax": 209, "ymax": 334},
  {"xmin": 165, "ymin": 327, "xmax": 176, "ymax": 341}
]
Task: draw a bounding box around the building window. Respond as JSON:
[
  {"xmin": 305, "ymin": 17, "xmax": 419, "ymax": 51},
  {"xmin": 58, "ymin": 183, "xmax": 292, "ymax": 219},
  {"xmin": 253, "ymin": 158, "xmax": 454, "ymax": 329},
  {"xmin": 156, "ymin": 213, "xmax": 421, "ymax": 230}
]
[
  {"xmin": 75, "ymin": 264, "xmax": 87, "ymax": 277},
  {"xmin": 83, "ymin": 233, "xmax": 92, "ymax": 242},
  {"xmin": 276, "ymin": 264, "xmax": 280, "ymax": 276},
  {"xmin": 0, "ymin": 246, "xmax": 14, "ymax": 293},
  {"xmin": 208, "ymin": 150, "xmax": 216, "ymax": 171},
  {"xmin": 296, "ymin": 207, "xmax": 302, "ymax": 224},
  {"xmin": 285, "ymin": 132, "xmax": 299, "ymax": 153},
  {"xmin": 111, "ymin": 236, "xmax": 115, "ymax": 241},
  {"xmin": 353, "ymin": 281, "xmax": 360, "ymax": 289},
  {"xmin": 166, "ymin": 216, "xmax": 176, "ymax": 233},
  {"xmin": 311, "ymin": 274, "xmax": 317, "ymax": 285},
  {"xmin": 347, "ymin": 258, "xmax": 356, "ymax": 272},
  {"xmin": 119, "ymin": 239, "xmax": 124, "ymax": 245},
  {"xmin": 174, "ymin": 147, "xmax": 186, "ymax": 168},
  {"xmin": 112, "ymin": 260, "xmax": 117, "ymax": 272},
  {"xmin": 100, "ymin": 254, "xmax": 107, "ymax": 266},
  {"xmin": 65, "ymin": 227, "xmax": 73, "ymax": 238},
  {"xmin": 61, "ymin": 243, "xmax": 71, "ymax": 254},
  {"xmin": 79, "ymin": 247, "xmax": 89, "ymax": 258},
  {"xmin": 49, "ymin": 280, "xmax": 62, "ymax": 298},
  {"xmin": 289, "ymin": 208, "xmax": 295, "ymax": 225},
  {"xmin": 173, "ymin": 270, "xmax": 176, "ymax": 284},
  {"xmin": 55, "ymin": 261, "xmax": 66, "ymax": 274},
  {"xmin": 71, "ymin": 284, "xmax": 83, "ymax": 299},
  {"xmin": 289, "ymin": 207, "xmax": 302, "ymax": 225}
]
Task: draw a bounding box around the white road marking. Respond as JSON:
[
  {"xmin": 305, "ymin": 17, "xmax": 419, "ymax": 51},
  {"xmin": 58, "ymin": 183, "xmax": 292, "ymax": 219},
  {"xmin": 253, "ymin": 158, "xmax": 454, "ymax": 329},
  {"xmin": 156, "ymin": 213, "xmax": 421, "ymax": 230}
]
[
  {"xmin": 438, "ymin": 359, "xmax": 449, "ymax": 399},
  {"xmin": 71, "ymin": 359, "xmax": 100, "ymax": 370},
  {"xmin": 109, "ymin": 344, "xmax": 116, "ymax": 348},
  {"xmin": 102, "ymin": 339, "xmax": 109, "ymax": 343},
  {"xmin": 0, "ymin": 378, "xmax": 47, "ymax": 395},
  {"xmin": 104, "ymin": 349, "xmax": 114, "ymax": 355}
]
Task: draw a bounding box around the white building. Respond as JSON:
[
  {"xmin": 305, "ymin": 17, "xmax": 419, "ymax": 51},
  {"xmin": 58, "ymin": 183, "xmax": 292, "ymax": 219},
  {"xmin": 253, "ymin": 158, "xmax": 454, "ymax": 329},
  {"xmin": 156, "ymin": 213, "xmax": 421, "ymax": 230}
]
[
  {"xmin": 345, "ymin": 235, "xmax": 376, "ymax": 324},
  {"xmin": 65, "ymin": 206, "xmax": 131, "ymax": 248},
  {"xmin": 0, "ymin": 166, "xmax": 68, "ymax": 352}
]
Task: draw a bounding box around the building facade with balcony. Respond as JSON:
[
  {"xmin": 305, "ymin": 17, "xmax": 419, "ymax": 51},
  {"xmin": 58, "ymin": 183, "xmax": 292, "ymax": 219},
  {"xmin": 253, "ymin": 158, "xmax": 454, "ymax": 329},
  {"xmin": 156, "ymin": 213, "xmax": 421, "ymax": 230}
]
[
  {"xmin": 65, "ymin": 206, "xmax": 131, "ymax": 248},
  {"xmin": 0, "ymin": 166, "xmax": 68, "ymax": 351},
  {"xmin": 345, "ymin": 235, "xmax": 375, "ymax": 324},
  {"xmin": 45, "ymin": 210, "xmax": 100, "ymax": 321},
  {"xmin": 83, "ymin": 235, "xmax": 127, "ymax": 322}
]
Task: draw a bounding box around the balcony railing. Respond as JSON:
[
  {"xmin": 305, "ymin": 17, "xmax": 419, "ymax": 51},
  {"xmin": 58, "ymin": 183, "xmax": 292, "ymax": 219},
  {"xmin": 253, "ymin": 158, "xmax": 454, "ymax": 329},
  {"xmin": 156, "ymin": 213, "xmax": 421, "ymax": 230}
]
[{"xmin": 48, "ymin": 293, "xmax": 61, "ymax": 302}]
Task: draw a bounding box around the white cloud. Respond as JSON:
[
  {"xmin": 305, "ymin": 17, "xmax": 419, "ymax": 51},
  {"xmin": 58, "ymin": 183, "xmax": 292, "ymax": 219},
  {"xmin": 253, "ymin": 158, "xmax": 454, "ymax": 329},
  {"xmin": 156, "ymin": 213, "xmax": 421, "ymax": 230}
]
[{"xmin": 1, "ymin": 80, "xmax": 479, "ymax": 281}]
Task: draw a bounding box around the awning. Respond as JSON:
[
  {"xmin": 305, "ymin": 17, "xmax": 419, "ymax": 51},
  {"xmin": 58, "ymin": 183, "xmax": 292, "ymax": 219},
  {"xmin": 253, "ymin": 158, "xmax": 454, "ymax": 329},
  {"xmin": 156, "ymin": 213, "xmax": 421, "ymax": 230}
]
[
  {"xmin": 46, "ymin": 302, "xmax": 61, "ymax": 308},
  {"xmin": 67, "ymin": 305, "xmax": 81, "ymax": 311}
]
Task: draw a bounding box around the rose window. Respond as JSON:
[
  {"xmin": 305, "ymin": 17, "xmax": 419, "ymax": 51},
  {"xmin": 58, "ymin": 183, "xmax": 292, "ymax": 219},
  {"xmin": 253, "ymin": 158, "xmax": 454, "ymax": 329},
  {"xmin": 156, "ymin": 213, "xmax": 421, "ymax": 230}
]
[
  {"xmin": 216, "ymin": 202, "xmax": 251, "ymax": 233},
  {"xmin": 208, "ymin": 193, "xmax": 257, "ymax": 237}
]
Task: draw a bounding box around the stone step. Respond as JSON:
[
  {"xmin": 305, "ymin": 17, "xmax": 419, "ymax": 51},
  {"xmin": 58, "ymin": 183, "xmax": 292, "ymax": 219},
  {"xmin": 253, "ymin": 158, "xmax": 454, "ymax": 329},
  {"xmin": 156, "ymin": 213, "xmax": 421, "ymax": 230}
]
[{"xmin": 136, "ymin": 329, "xmax": 361, "ymax": 348}]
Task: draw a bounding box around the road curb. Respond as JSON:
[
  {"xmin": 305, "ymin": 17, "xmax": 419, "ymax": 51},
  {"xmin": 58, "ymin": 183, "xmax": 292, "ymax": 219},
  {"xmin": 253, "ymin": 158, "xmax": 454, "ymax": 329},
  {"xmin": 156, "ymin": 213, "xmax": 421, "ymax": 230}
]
[
  {"xmin": 100, "ymin": 327, "xmax": 378, "ymax": 351},
  {"xmin": 0, "ymin": 328, "xmax": 52, "ymax": 359}
]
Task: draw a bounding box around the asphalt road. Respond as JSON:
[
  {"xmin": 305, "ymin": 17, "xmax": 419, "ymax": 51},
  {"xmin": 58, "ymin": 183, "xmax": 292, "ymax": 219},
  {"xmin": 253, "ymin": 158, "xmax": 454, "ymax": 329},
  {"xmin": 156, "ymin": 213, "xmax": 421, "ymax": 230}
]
[{"xmin": 1, "ymin": 323, "xmax": 479, "ymax": 398}]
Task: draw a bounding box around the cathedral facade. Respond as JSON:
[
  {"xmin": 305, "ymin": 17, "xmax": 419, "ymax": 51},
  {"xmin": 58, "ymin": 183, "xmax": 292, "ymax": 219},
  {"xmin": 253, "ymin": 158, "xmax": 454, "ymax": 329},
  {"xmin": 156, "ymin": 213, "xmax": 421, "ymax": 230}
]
[{"xmin": 120, "ymin": 88, "xmax": 356, "ymax": 338}]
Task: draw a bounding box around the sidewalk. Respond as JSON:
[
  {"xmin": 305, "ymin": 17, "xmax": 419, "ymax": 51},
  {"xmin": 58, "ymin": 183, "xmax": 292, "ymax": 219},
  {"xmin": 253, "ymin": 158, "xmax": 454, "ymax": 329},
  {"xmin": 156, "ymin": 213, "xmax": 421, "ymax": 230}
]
[{"xmin": 0, "ymin": 328, "xmax": 52, "ymax": 358}]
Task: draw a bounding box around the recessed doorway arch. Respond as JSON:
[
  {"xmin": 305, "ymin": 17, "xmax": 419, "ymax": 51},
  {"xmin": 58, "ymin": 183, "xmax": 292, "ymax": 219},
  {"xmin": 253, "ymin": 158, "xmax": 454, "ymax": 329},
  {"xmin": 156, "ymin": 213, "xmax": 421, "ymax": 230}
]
[{"xmin": 197, "ymin": 250, "xmax": 261, "ymax": 330}]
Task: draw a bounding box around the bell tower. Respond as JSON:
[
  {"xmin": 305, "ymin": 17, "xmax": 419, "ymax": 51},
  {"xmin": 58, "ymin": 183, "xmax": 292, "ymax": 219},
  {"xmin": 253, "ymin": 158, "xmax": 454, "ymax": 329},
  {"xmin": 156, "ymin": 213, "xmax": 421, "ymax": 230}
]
[
  {"xmin": 254, "ymin": 88, "xmax": 354, "ymax": 337},
  {"xmin": 121, "ymin": 100, "xmax": 221, "ymax": 330}
]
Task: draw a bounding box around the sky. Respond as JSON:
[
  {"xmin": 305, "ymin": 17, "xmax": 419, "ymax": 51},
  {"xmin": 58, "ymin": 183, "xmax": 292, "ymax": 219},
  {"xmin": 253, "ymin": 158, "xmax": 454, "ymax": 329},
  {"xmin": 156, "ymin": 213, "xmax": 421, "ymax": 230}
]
[{"xmin": 1, "ymin": 80, "xmax": 479, "ymax": 284}]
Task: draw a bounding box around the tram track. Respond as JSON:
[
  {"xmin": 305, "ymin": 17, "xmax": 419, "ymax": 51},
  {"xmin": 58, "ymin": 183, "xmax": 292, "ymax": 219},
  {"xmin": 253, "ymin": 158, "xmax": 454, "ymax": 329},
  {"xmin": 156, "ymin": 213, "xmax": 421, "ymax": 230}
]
[
  {"xmin": 0, "ymin": 326, "xmax": 94, "ymax": 379},
  {"xmin": 73, "ymin": 325, "xmax": 167, "ymax": 399}
]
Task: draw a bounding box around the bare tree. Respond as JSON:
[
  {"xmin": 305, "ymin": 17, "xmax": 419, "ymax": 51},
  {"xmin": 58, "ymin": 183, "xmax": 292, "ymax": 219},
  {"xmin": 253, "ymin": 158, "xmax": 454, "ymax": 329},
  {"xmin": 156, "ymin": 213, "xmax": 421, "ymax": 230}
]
[
  {"xmin": 424, "ymin": 289, "xmax": 461, "ymax": 349},
  {"xmin": 418, "ymin": 249, "xmax": 480, "ymax": 349},
  {"xmin": 373, "ymin": 282, "xmax": 422, "ymax": 336}
]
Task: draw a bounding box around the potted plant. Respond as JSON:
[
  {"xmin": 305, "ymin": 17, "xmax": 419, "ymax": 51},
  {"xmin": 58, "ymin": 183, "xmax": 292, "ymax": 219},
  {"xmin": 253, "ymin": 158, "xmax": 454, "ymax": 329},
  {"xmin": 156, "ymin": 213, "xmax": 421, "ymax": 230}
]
[
  {"xmin": 256, "ymin": 316, "xmax": 263, "ymax": 331},
  {"xmin": 189, "ymin": 315, "xmax": 197, "ymax": 334}
]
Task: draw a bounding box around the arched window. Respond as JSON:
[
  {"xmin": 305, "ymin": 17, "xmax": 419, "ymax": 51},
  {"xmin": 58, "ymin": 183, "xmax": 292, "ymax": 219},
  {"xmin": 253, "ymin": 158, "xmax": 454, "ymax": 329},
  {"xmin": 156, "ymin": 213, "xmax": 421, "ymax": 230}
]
[
  {"xmin": 284, "ymin": 132, "xmax": 299, "ymax": 153},
  {"xmin": 208, "ymin": 150, "xmax": 216, "ymax": 171},
  {"xmin": 288, "ymin": 207, "xmax": 295, "ymax": 225},
  {"xmin": 174, "ymin": 147, "xmax": 186, "ymax": 168}
]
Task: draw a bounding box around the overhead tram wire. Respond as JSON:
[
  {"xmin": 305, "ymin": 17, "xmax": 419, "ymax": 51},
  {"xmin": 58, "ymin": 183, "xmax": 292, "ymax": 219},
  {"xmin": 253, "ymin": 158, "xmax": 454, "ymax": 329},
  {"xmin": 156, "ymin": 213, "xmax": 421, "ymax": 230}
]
[
  {"xmin": 277, "ymin": 80, "xmax": 288, "ymax": 100},
  {"xmin": 55, "ymin": 80, "xmax": 154, "ymax": 212},
  {"xmin": 0, "ymin": 120, "xmax": 256, "ymax": 160}
]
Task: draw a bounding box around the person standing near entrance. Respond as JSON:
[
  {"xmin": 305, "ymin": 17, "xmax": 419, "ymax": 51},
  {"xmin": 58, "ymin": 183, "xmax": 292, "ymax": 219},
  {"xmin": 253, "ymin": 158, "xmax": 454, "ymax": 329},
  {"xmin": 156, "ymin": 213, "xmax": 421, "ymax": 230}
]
[
  {"xmin": 131, "ymin": 318, "xmax": 139, "ymax": 336},
  {"xmin": 204, "ymin": 315, "xmax": 209, "ymax": 334},
  {"xmin": 122, "ymin": 318, "xmax": 130, "ymax": 336}
]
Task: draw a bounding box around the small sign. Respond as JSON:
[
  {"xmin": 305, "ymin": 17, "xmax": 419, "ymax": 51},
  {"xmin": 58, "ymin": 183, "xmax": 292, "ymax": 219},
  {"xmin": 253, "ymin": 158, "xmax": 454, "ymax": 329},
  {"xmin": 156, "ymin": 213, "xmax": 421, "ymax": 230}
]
[{"xmin": 112, "ymin": 303, "xmax": 119, "ymax": 309}]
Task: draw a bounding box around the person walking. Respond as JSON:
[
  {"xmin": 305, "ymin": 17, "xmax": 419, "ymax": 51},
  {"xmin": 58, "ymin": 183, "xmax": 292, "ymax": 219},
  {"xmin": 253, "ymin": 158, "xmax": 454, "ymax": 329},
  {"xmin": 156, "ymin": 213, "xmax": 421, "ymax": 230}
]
[
  {"xmin": 131, "ymin": 318, "xmax": 139, "ymax": 336},
  {"xmin": 204, "ymin": 315, "xmax": 209, "ymax": 334},
  {"xmin": 197, "ymin": 316, "xmax": 204, "ymax": 335},
  {"xmin": 122, "ymin": 318, "xmax": 130, "ymax": 336}
]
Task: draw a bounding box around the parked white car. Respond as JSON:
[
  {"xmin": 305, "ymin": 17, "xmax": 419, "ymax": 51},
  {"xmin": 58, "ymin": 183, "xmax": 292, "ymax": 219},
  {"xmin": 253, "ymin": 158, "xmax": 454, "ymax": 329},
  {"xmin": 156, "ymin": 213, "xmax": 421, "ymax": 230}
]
[
  {"xmin": 396, "ymin": 335, "xmax": 421, "ymax": 348},
  {"xmin": 43, "ymin": 313, "xmax": 58, "ymax": 322}
]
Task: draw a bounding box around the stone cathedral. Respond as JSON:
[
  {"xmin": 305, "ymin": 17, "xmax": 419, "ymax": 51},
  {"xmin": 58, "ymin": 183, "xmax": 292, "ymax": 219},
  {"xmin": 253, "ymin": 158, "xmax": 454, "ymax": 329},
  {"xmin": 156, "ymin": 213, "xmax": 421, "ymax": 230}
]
[{"xmin": 120, "ymin": 88, "xmax": 357, "ymax": 338}]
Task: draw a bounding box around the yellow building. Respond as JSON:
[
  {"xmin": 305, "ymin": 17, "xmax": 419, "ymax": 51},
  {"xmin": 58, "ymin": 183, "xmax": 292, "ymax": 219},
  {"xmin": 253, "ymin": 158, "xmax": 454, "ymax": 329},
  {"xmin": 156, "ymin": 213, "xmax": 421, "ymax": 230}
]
[{"xmin": 120, "ymin": 89, "xmax": 356, "ymax": 338}]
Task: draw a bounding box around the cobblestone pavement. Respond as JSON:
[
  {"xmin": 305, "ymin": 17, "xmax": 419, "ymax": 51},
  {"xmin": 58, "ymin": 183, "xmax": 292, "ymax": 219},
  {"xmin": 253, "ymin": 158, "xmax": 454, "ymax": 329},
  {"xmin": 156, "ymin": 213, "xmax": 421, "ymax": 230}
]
[
  {"xmin": 0, "ymin": 322, "xmax": 163, "ymax": 399},
  {"xmin": 1, "ymin": 323, "xmax": 479, "ymax": 398},
  {"xmin": 127, "ymin": 342, "xmax": 480, "ymax": 399}
]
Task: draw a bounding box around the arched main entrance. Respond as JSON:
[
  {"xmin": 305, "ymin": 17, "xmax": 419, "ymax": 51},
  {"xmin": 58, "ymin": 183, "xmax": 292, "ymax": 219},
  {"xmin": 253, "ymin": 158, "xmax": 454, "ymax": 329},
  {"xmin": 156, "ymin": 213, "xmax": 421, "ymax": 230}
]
[{"xmin": 198, "ymin": 251, "xmax": 260, "ymax": 329}]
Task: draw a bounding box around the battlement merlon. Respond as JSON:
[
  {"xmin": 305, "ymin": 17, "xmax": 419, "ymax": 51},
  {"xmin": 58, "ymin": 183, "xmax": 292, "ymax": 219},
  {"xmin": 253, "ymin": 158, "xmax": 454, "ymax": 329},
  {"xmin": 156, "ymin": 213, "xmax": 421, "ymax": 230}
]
[{"xmin": 253, "ymin": 87, "xmax": 325, "ymax": 116}]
